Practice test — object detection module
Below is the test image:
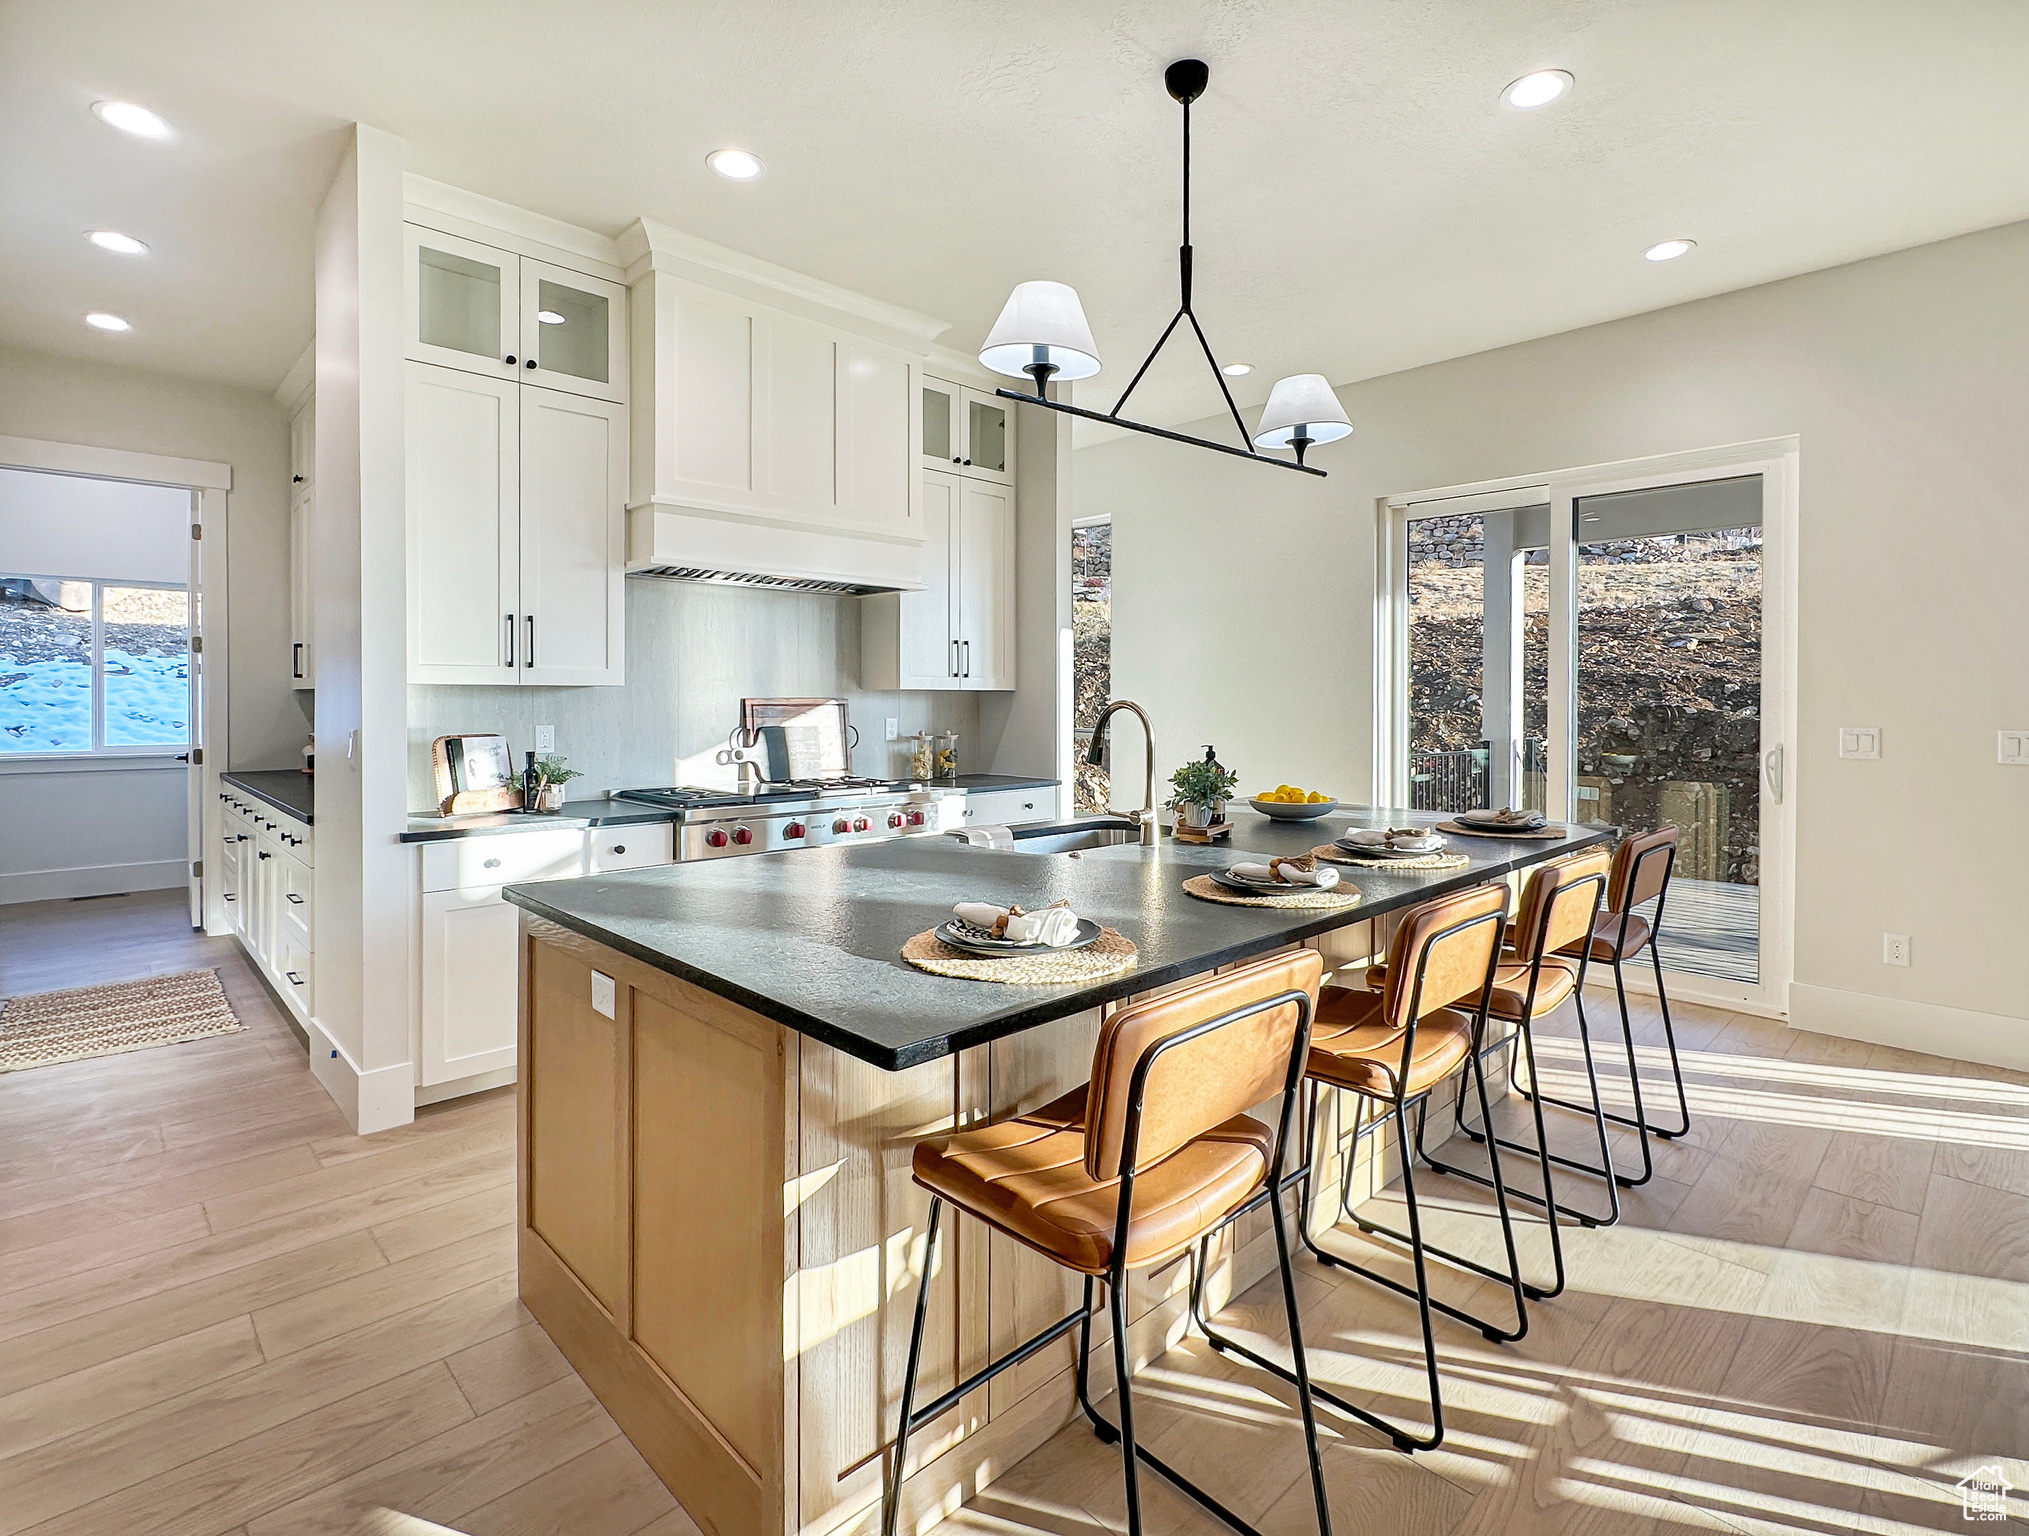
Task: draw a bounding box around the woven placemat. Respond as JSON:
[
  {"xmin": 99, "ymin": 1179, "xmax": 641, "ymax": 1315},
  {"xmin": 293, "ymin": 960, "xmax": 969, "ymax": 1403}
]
[
  {"xmin": 902, "ymin": 928, "xmax": 1139, "ymax": 984},
  {"xmin": 0, "ymin": 969, "xmax": 240, "ymax": 1073},
  {"xmin": 1311, "ymin": 843, "xmax": 1471, "ymax": 871},
  {"xmin": 1181, "ymin": 874, "xmax": 1363, "ymax": 911},
  {"xmin": 1435, "ymin": 821, "xmax": 1569, "ymax": 840}
]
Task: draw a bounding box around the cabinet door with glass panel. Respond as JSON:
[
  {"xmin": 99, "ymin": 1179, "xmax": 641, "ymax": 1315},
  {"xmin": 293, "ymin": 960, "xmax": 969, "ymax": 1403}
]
[
  {"xmin": 920, "ymin": 377, "xmax": 1014, "ymax": 486},
  {"xmin": 406, "ymin": 228, "xmax": 628, "ymax": 405}
]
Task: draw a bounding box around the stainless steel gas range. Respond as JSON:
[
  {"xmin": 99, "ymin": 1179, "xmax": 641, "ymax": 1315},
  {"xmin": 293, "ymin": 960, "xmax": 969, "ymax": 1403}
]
[{"xmin": 612, "ymin": 778, "xmax": 964, "ymax": 861}]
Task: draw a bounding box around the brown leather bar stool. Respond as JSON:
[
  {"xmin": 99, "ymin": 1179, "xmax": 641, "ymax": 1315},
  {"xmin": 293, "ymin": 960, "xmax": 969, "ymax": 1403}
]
[
  {"xmin": 1521, "ymin": 827, "xmax": 1690, "ymax": 1182},
  {"xmin": 885, "ymin": 951, "xmax": 1333, "ymax": 1536},
  {"xmin": 1422, "ymin": 847, "xmax": 1615, "ymax": 1298},
  {"xmin": 1194, "ymin": 881, "xmax": 1529, "ymax": 1454}
]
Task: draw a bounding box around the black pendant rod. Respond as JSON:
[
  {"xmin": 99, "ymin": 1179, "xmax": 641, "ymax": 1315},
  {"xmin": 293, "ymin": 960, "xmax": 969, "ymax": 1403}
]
[
  {"xmin": 998, "ymin": 388, "xmax": 1326, "ymax": 476},
  {"xmin": 1094, "ymin": 58, "xmax": 1270, "ymax": 462}
]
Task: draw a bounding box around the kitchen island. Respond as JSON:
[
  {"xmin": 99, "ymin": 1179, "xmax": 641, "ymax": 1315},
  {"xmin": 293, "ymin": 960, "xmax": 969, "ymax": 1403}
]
[{"xmin": 505, "ymin": 812, "xmax": 1612, "ymax": 1536}]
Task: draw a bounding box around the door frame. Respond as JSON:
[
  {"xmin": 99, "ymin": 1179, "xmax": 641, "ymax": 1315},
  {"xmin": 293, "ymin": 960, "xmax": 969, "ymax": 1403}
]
[
  {"xmin": 1377, "ymin": 436, "xmax": 1800, "ymax": 1017},
  {"xmin": 0, "ymin": 434, "xmax": 232, "ymax": 930}
]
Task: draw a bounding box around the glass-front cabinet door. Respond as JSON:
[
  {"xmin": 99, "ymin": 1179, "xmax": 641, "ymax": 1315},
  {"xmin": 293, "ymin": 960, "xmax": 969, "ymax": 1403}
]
[
  {"xmin": 406, "ymin": 226, "xmax": 520, "ymax": 380},
  {"xmin": 519, "ymin": 259, "xmax": 629, "ymax": 405},
  {"xmin": 919, "ymin": 377, "xmax": 1015, "ymax": 485}
]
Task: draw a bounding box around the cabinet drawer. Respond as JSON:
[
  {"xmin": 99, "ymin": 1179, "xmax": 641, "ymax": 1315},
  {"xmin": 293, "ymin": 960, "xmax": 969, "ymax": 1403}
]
[
  {"xmin": 958, "ymin": 787, "xmax": 1058, "ymax": 827},
  {"xmin": 277, "ymin": 938, "xmax": 313, "ymax": 1011},
  {"xmin": 587, "ymin": 823, "xmax": 673, "ymax": 873},
  {"xmin": 421, "ymin": 829, "xmax": 585, "ymax": 894}
]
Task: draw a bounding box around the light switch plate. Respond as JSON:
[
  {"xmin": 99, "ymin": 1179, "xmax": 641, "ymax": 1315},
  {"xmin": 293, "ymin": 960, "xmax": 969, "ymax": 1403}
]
[
  {"xmin": 591, "ymin": 970, "xmax": 616, "ymax": 1018},
  {"xmin": 536, "ymin": 724, "xmax": 555, "ymax": 753},
  {"xmin": 2000, "ymin": 730, "xmax": 2029, "ymax": 765},
  {"xmin": 1838, "ymin": 727, "xmax": 1881, "ymax": 760},
  {"xmin": 1882, "ymin": 933, "xmax": 1910, "ymax": 967}
]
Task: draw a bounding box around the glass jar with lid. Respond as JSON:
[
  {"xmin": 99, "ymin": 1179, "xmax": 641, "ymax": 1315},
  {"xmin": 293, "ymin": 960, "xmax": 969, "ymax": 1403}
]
[
  {"xmin": 934, "ymin": 730, "xmax": 960, "ymax": 782},
  {"xmin": 908, "ymin": 732, "xmax": 935, "ymax": 781}
]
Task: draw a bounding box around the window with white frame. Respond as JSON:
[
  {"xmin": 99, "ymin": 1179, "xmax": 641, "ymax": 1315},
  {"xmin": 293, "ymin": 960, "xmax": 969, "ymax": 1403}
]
[{"xmin": 0, "ymin": 575, "xmax": 192, "ymax": 754}]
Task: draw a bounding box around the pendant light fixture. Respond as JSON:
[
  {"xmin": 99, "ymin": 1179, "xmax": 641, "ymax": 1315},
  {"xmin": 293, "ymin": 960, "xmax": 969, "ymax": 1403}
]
[{"xmin": 978, "ymin": 58, "xmax": 1344, "ymax": 477}]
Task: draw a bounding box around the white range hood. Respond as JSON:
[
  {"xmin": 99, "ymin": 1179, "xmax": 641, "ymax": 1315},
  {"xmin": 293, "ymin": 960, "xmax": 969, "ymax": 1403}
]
[{"xmin": 619, "ymin": 219, "xmax": 951, "ymax": 595}]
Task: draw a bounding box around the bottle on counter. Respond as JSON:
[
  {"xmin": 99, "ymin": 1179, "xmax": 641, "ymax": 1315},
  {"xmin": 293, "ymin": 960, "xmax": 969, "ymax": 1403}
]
[{"xmin": 523, "ymin": 750, "xmax": 539, "ymax": 810}]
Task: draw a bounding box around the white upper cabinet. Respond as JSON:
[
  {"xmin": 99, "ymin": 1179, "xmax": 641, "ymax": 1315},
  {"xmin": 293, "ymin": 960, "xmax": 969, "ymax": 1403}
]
[
  {"xmin": 862, "ymin": 469, "xmax": 1015, "ymax": 692},
  {"xmin": 406, "ymin": 226, "xmax": 628, "ymax": 404},
  {"xmin": 920, "ymin": 377, "xmax": 1013, "ymax": 486},
  {"xmin": 406, "ymin": 362, "xmax": 625, "ymax": 688},
  {"xmin": 518, "ymin": 387, "xmax": 626, "ymax": 686},
  {"xmin": 407, "ymin": 363, "xmax": 522, "ymax": 685}
]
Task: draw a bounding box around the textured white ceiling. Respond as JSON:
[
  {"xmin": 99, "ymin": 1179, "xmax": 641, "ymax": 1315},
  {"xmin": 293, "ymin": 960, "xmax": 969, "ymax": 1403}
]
[{"xmin": 5, "ymin": 0, "xmax": 2028, "ymax": 430}]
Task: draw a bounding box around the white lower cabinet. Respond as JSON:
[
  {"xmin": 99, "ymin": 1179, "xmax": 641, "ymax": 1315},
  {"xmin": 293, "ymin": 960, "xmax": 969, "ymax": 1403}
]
[
  {"xmin": 957, "ymin": 786, "xmax": 1058, "ymax": 827},
  {"xmin": 415, "ymin": 823, "xmax": 673, "ymax": 1091},
  {"xmin": 861, "ymin": 469, "xmax": 1014, "ymax": 691},
  {"xmin": 217, "ymin": 789, "xmax": 315, "ymax": 1025}
]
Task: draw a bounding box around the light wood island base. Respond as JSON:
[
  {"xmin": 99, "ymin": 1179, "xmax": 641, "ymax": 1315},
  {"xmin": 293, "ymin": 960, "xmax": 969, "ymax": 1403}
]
[{"xmin": 516, "ymin": 914, "xmax": 1308, "ymax": 1536}]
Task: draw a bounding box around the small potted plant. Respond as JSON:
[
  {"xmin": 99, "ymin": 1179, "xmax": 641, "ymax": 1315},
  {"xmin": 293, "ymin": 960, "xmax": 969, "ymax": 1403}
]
[
  {"xmin": 530, "ymin": 754, "xmax": 583, "ymax": 813},
  {"xmin": 1166, "ymin": 746, "xmax": 1239, "ymax": 831}
]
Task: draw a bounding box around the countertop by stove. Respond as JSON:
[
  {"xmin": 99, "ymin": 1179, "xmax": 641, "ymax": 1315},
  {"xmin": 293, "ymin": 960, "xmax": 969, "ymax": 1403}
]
[
  {"xmin": 503, "ymin": 807, "xmax": 1614, "ymax": 1072},
  {"xmin": 221, "ymin": 770, "xmax": 315, "ymax": 825}
]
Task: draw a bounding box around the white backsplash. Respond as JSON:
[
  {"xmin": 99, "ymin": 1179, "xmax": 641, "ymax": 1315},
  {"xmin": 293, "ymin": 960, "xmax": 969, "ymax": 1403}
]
[{"xmin": 406, "ymin": 579, "xmax": 979, "ymax": 812}]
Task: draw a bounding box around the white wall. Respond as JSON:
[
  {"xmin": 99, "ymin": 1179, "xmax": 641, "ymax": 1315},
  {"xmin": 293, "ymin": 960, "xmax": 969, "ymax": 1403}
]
[
  {"xmin": 1078, "ymin": 217, "xmax": 2029, "ymax": 1059},
  {"xmin": 311, "ymin": 125, "xmax": 415, "ymax": 1133}
]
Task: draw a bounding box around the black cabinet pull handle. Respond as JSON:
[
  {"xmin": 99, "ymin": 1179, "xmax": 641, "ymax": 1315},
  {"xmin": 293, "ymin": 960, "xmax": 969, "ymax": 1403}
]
[
  {"xmin": 505, "ymin": 354, "xmax": 516, "ymax": 365},
  {"xmin": 525, "ymin": 358, "xmax": 538, "ymax": 369},
  {"xmin": 258, "ymin": 851, "xmax": 271, "ymax": 861},
  {"xmin": 505, "ymin": 613, "xmax": 515, "ymax": 668},
  {"xmin": 287, "ymin": 892, "xmax": 304, "ymax": 904},
  {"xmin": 287, "ymin": 971, "xmax": 304, "ymax": 986},
  {"xmin": 525, "ymin": 615, "xmax": 535, "ymax": 666},
  {"xmin": 612, "ymin": 845, "xmax": 626, "ymax": 855},
  {"xmin": 292, "ymin": 642, "xmax": 303, "ymax": 679},
  {"xmin": 292, "ymin": 474, "xmax": 304, "ymax": 483}
]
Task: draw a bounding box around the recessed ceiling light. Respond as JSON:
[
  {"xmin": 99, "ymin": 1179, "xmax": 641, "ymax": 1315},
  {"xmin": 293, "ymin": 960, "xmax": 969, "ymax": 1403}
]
[
  {"xmin": 1221, "ymin": 362, "xmax": 1253, "ymax": 377},
  {"xmin": 87, "ymin": 229, "xmax": 149, "ymax": 256},
  {"xmin": 1500, "ymin": 70, "xmax": 1573, "ymax": 110},
  {"xmin": 1644, "ymin": 238, "xmax": 1696, "ymax": 262},
  {"xmin": 91, "ymin": 100, "xmax": 173, "ymax": 139},
  {"xmin": 706, "ymin": 148, "xmax": 764, "ymax": 181},
  {"xmin": 537, "ymin": 310, "xmax": 567, "ymax": 325},
  {"xmin": 85, "ymin": 312, "xmax": 132, "ymax": 332}
]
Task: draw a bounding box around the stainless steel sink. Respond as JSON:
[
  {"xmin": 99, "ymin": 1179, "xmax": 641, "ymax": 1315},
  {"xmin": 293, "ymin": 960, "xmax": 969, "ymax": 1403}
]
[{"xmin": 992, "ymin": 818, "xmax": 1141, "ymax": 854}]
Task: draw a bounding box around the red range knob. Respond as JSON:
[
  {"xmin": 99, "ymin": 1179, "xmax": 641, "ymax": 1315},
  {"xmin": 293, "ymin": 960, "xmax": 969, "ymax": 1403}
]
[
  {"xmin": 732, "ymin": 827, "xmax": 754, "ymax": 845},
  {"xmin": 784, "ymin": 822, "xmax": 806, "ymax": 839},
  {"xmin": 705, "ymin": 829, "xmax": 729, "ymax": 848},
  {"xmin": 888, "ymin": 813, "xmax": 905, "ymax": 829},
  {"xmin": 833, "ymin": 818, "xmax": 852, "ymax": 833},
  {"xmin": 907, "ymin": 810, "xmax": 926, "ymax": 826},
  {"xmin": 852, "ymin": 817, "xmax": 871, "ymax": 833}
]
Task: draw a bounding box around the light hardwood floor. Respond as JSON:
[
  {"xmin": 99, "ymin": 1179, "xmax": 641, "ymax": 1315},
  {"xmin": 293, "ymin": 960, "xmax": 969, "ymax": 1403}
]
[{"xmin": 3, "ymin": 890, "xmax": 2024, "ymax": 1534}]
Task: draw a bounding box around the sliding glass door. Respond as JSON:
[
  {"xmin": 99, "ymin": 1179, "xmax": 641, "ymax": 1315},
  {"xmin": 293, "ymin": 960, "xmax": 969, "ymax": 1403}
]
[{"xmin": 1387, "ymin": 449, "xmax": 1795, "ymax": 1013}]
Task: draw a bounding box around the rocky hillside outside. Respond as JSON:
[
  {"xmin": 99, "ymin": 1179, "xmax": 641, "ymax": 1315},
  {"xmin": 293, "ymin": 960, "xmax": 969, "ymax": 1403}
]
[
  {"xmin": 1408, "ymin": 514, "xmax": 1762, "ymax": 886},
  {"xmin": 1073, "ymin": 522, "xmax": 1110, "ymax": 814}
]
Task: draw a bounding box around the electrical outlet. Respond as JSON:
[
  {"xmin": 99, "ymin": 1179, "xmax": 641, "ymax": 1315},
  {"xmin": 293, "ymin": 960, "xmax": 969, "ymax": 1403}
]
[
  {"xmin": 884, "ymin": 717, "xmax": 899, "ymax": 741},
  {"xmin": 591, "ymin": 970, "xmax": 616, "ymax": 1018},
  {"xmin": 2000, "ymin": 730, "xmax": 2029, "ymax": 765},
  {"xmin": 1882, "ymin": 933, "xmax": 1911, "ymax": 967},
  {"xmin": 1838, "ymin": 727, "xmax": 1881, "ymax": 760},
  {"xmin": 536, "ymin": 724, "xmax": 555, "ymax": 753}
]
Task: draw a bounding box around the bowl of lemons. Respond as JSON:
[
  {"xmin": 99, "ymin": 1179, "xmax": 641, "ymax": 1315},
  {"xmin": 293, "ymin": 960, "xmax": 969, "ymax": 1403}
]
[{"xmin": 1248, "ymin": 785, "xmax": 1340, "ymax": 821}]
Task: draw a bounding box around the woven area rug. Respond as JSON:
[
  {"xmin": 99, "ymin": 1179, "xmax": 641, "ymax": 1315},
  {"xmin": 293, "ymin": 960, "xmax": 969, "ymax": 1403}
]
[{"xmin": 0, "ymin": 969, "xmax": 241, "ymax": 1073}]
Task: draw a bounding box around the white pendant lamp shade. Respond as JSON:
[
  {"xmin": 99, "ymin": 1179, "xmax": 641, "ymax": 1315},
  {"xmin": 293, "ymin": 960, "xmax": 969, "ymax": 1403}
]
[
  {"xmin": 979, "ymin": 281, "xmax": 1102, "ymax": 382},
  {"xmin": 1253, "ymin": 373, "xmax": 1352, "ymax": 451}
]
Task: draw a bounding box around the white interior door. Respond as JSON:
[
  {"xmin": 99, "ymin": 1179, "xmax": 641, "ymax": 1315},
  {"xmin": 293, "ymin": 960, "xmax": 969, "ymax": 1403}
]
[
  {"xmin": 185, "ymin": 488, "xmax": 205, "ymax": 926},
  {"xmin": 519, "ymin": 386, "xmax": 626, "ymax": 687}
]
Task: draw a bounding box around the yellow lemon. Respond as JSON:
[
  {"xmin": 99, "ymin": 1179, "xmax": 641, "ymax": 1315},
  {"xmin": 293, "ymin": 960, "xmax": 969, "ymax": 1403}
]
[{"xmin": 1308, "ymin": 791, "xmax": 1328, "ymax": 803}]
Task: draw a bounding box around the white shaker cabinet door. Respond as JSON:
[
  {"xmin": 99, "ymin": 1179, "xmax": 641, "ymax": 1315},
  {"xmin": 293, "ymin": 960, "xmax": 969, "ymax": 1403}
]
[
  {"xmin": 518, "ymin": 386, "xmax": 626, "ymax": 687},
  {"xmin": 901, "ymin": 472, "xmax": 959, "ymax": 687},
  {"xmin": 405, "ymin": 226, "xmax": 521, "ymax": 380},
  {"xmin": 407, "ymin": 363, "xmax": 521, "ymax": 684},
  {"xmin": 420, "ymin": 885, "xmax": 520, "ymax": 1086},
  {"xmin": 955, "ymin": 479, "xmax": 1016, "ymax": 690}
]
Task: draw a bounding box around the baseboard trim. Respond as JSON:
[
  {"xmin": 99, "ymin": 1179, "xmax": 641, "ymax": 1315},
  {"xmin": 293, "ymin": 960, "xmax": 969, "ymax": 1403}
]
[
  {"xmin": 1789, "ymin": 982, "xmax": 2029, "ymax": 1072},
  {"xmin": 0, "ymin": 859, "xmax": 186, "ymax": 905},
  {"xmin": 416, "ymin": 1064, "xmax": 517, "ymax": 1106},
  {"xmin": 303, "ymin": 1016, "xmax": 416, "ymax": 1135}
]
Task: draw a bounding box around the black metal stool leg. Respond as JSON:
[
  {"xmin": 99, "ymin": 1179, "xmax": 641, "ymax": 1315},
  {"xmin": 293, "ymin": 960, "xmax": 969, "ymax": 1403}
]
[
  {"xmin": 1648, "ymin": 941, "xmax": 1692, "ymax": 1137},
  {"xmin": 883, "ymin": 1198, "xmax": 942, "ymax": 1536},
  {"xmin": 1107, "ymin": 1266, "xmax": 1144, "ymax": 1536}
]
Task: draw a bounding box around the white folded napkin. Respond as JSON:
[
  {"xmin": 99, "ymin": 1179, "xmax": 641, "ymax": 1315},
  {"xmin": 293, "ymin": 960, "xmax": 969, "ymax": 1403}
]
[
  {"xmin": 1459, "ymin": 807, "xmax": 1545, "ymax": 828},
  {"xmin": 1230, "ymin": 859, "xmax": 1340, "ymax": 889},
  {"xmin": 1338, "ymin": 827, "xmax": 1440, "ymax": 852},
  {"xmin": 960, "ymin": 825, "xmax": 1016, "ymax": 850},
  {"xmin": 953, "ymin": 901, "xmax": 1083, "ymax": 946}
]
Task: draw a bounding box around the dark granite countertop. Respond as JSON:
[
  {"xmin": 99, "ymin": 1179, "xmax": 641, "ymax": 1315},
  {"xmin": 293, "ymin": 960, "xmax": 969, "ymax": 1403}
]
[
  {"xmin": 221, "ymin": 770, "xmax": 314, "ymax": 826},
  {"xmin": 503, "ymin": 806, "xmax": 1615, "ymax": 1072},
  {"xmin": 399, "ymin": 798, "xmax": 683, "ymax": 843},
  {"xmin": 949, "ymin": 773, "xmax": 1062, "ymax": 793}
]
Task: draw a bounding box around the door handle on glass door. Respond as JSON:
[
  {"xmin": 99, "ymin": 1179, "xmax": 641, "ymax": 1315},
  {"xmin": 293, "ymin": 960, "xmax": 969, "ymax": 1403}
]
[{"xmin": 1764, "ymin": 744, "xmax": 1784, "ymax": 803}]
